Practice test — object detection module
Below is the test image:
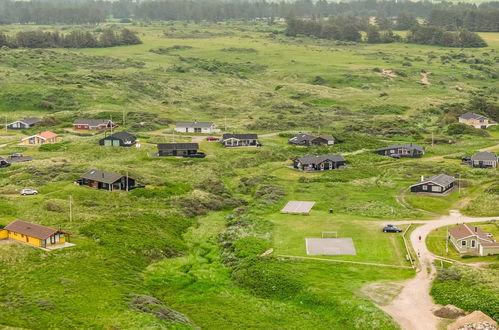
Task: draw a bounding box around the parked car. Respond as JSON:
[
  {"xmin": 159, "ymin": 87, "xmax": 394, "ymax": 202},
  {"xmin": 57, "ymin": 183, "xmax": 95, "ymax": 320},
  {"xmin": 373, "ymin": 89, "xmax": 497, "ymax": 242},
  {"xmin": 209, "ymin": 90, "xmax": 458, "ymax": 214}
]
[
  {"xmin": 205, "ymin": 136, "xmax": 219, "ymax": 142},
  {"xmin": 486, "ymin": 233, "xmax": 494, "ymax": 238},
  {"xmin": 0, "ymin": 159, "xmax": 11, "ymax": 168},
  {"xmin": 21, "ymin": 189, "xmax": 38, "ymax": 195},
  {"xmin": 383, "ymin": 224, "xmax": 402, "ymax": 233},
  {"xmin": 184, "ymin": 152, "xmax": 206, "ymax": 158},
  {"xmin": 10, "ymin": 153, "xmax": 23, "ymax": 158}
]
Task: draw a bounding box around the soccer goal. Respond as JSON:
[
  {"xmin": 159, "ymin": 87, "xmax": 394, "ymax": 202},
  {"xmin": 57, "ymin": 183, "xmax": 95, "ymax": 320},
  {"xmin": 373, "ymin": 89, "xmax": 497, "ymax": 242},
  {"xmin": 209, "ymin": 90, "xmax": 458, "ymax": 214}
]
[{"xmin": 321, "ymin": 231, "xmax": 338, "ymax": 238}]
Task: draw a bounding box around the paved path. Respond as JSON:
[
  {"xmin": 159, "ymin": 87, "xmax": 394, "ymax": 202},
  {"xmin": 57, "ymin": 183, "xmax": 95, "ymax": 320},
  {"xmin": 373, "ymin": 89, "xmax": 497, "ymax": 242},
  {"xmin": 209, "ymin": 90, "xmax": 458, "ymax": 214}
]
[
  {"xmin": 424, "ymin": 143, "xmax": 499, "ymax": 162},
  {"xmin": 380, "ymin": 211, "xmax": 499, "ymax": 330}
]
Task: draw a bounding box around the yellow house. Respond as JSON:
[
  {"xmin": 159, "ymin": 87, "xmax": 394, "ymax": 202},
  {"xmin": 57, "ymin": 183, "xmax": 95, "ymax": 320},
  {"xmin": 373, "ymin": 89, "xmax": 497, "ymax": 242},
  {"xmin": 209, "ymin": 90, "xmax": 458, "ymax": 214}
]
[
  {"xmin": 1, "ymin": 220, "xmax": 70, "ymax": 248},
  {"xmin": 21, "ymin": 131, "xmax": 62, "ymax": 146}
]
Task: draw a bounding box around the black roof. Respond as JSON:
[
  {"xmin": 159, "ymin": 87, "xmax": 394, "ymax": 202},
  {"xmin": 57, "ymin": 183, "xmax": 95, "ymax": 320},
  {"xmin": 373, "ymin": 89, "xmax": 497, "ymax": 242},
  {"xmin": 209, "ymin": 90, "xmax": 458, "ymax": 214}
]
[
  {"xmin": 222, "ymin": 134, "xmax": 258, "ymax": 140},
  {"xmin": 411, "ymin": 174, "xmax": 455, "ymax": 188},
  {"xmin": 80, "ymin": 169, "xmax": 125, "ymax": 184},
  {"xmin": 378, "ymin": 143, "xmax": 424, "ymax": 152},
  {"xmin": 104, "ymin": 131, "xmax": 136, "ymax": 140},
  {"xmin": 471, "ymin": 151, "xmax": 497, "ymax": 161},
  {"xmin": 157, "ymin": 143, "xmax": 199, "ymax": 150},
  {"xmin": 297, "ymin": 154, "xmax": 345, "ymax": 165},
  {"xmin": 176, "ymin": 121, "xmax": 214, "ymax": 128}
]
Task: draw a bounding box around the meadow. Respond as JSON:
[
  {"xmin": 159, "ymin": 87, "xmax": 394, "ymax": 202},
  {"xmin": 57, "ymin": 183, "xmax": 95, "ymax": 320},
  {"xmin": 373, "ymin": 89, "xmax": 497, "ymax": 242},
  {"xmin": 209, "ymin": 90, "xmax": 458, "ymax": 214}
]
[{"xmin": 0, "ymin": 21, "xmax": 498, "ymax": 328}]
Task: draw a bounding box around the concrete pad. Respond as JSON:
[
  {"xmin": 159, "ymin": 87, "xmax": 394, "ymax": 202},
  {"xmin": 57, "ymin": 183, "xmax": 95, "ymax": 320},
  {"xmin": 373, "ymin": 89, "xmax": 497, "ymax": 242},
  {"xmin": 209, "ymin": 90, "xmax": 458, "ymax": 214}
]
[
  {"xmin": 305, "ymin": 238, "xmax": 356, "ymax": 255},
  {"xmin": 281, "ymin": 201, "xmax": 315, "ymax": 215}
]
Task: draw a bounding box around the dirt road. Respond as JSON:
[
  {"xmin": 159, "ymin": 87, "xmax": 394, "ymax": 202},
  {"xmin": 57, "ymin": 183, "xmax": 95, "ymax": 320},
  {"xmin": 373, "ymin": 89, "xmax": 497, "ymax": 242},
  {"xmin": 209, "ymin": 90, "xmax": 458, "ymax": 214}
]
[{"xmin": 380, "ymin": 211, "xmax": 499, "ymax": 330}]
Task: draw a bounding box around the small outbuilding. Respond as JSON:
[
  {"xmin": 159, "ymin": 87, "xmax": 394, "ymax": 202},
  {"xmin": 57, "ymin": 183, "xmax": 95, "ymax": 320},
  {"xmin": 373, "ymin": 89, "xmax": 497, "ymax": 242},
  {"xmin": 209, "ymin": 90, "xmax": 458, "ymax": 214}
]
[
  {"xmin": 78, "ymin": 169, "xmax": 136, "ymax": 191},
  {"xmin": 293, "ymin": 154, "xmax": 346, "ymax": 172},
  {"xmin": 469, "ymin": 151, "xmax": 497, "ymax": 168},
  {"xmin": 2, "ymin": 220, "xmax": 70, "ymax": 248},
  {"xmin": 288, "ymin": 133, "xmax": 335, "ymax": 146},
  {"xmin": 377, "ymin": 143, "xmax": 424, "ymax": 158},
  {"xmin": 157, "ymin": 143, "xmax": 200, "ymax": 157},
  {"xmin": 99, "ymin": 131, "xmax": 137, "ymax": 147},
  {"xmin": 410, "ymin": 174, "xmax": 455, "ymax": 194},
  {"xmin": 7, "ymin": 117, "xmax": 40, "ymax": 130}
]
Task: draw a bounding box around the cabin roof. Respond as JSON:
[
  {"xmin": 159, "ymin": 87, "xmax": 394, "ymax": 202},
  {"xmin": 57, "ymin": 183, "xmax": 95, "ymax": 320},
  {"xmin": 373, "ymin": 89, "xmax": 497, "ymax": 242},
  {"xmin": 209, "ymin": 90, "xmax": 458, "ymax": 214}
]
[
  {"xmin": 378, "ymin": 143, "xmax": 423, "ymax": 152},
  {"xmin": 176, "ymin": 121, "xmax": 213, "ymax": 128},
  {"xmin": 73, "ymin": 119, "xmax": 112, "ymax": 126},
  {"xmin": 38, "ymin": 131, "xmax": 58, "ymax": 139},
  {"xmin": 157, "ymin": 143, "xmax": 199, "ymax": 150},
  {"xmin": 459, "ymin": 112, "xmax": 488, "ymax": 120},
  {"xmin": 471, "ymin": 151, "xmax": 497, "ymax": 161},
  {"xmin": 222, "ymin": 133, "xmax": 258, "ymax": 140},
  {"xmin": 410, "ymin": 173, "xmax": 455, "ymax": 188},
  {"xmin": 80, "ymin": 169, "xmax": 125, "ymax": 184},
  {"xmin": 448, "ymin": 224, "xmax": 491, "ymax": 241},
  {"xmin": 297, "ymin": 154, "xmax": 345, "ymax": 165},
  {"xmin": 4, "ymin": 220, "xmax": 68, "ymax": 240},
  {"xmin": 105, "ymin": 131, "xmax": 136, "ymax": 140},
  {"xmin": 16, "ymin": 117, "xmax": 40, "ymax": 125}
]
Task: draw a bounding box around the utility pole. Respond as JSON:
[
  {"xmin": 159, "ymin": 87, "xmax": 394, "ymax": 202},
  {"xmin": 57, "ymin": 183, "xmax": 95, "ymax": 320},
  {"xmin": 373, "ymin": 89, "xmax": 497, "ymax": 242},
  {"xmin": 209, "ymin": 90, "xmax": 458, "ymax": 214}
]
[
  {"xmin": 445, "ymin": 227, "xmax": 449, "ymax": 254},
  {"xmin": 126, "ymin": 171, "xmax": 129, "ymax": 191},
  {"xmin": 458, "ymin": 174, "xmax": 461, "ymax": 194},
  {"xmin": 431, "ymin": 131, "xmax": 434, "ymax": 148},
  {"xmin": 69, "ymin": 195, "xmax": 73, "ymax": 222},
  {"xmin": 224, "ymin": 115, "xmax": 227, "ymax": 132},
  {"xmin": 123, "ymin": 109, "xmax": 126, "ymax": 126}
]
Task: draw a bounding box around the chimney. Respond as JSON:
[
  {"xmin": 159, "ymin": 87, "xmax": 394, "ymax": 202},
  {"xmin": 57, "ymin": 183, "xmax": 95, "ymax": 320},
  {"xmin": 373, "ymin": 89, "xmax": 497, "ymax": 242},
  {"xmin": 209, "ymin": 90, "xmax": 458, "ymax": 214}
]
[
  {"xmin": 102, "ymin": 173, "xmax": 104, "ymax": 178},
  {"xmin": 475, "ymin": 227, "xmax": 477, "ymax": 232},
  {"xmin": 421, "ymin": 175, "xmax": 424, "ymax": 182}
]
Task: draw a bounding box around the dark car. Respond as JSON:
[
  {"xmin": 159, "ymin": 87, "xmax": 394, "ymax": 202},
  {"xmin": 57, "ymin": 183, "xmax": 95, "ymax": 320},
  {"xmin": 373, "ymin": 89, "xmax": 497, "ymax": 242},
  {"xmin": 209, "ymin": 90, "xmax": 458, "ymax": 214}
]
[
  {"xmin": 0, "ymin": 159, "xmax": 11, "ymax": 168},
  {"xmin": 184, "ymin": 152, "xmax": 206, "ymax": 158},
  {"xmin": 383, "ymin": 224, "xmax": 402, "ymax": 233}
]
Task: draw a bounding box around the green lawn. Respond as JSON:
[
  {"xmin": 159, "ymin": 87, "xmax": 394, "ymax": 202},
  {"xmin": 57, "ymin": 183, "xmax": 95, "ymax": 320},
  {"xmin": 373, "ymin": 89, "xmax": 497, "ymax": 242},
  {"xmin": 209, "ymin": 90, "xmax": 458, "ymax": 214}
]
[{"xmin": 0, "ymin": 21, "xmax": 498, "ymax": 328}]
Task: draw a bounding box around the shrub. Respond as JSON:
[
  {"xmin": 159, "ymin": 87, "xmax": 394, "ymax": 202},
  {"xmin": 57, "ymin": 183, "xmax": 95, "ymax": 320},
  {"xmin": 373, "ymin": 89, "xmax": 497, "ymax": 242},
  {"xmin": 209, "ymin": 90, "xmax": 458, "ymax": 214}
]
[
  {"xmin": 233, "ymin": 258, "xmax": 303, "ymax": 299},
  {"xmin": 38, "ymin": 141, "xmax": 69, "ymax": 152},
  {"xmin": 446, "ymin": 123, "xmax": 489, "ymax": 137},
  {"xmin": 233, "ymin": 237, "xmax": 269, "ymax": 258}
]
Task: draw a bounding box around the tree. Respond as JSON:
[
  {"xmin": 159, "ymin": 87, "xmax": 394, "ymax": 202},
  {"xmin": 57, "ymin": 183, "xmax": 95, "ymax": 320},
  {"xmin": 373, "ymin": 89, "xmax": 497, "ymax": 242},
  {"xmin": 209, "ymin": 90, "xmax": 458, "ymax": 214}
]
[
  {"xmin": 396, "ymin": 11, "xmax": 419, "ymax": 30},
  {"xmin": 366, "ymin": 25, "xmax": 381, "ymax": 43},
  {"xmin": 99, "ymin": 29, "xmax": 119, "ymax": 47},
  {"xmin": 120, "ymin": 28, "xmax": 142, "ymax": 45}
]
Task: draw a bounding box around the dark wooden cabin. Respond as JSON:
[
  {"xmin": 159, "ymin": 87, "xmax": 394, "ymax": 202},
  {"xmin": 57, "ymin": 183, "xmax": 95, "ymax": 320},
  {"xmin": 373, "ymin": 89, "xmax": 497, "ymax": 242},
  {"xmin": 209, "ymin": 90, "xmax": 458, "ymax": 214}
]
[
  {"xmin": 99, "ymin": 132, "xmax": 137, "ymax": 147},
  {"xmin": 157, "ymin": 143, "xmax": 199, "ymax": 157},
  {"xmin": 410, "ymin": 174, "xmax": 455, "ymax": 194},
  {"xmin": 377, "ymin": 143, "xmax": 424, "ymax": 158},
  {"xmin": 293, "ymin": 154, "xmax": 346, "ymax": 172},
  {"xmin": 78, "ymin": 169, "xmax": 136, "ymax": 191}
]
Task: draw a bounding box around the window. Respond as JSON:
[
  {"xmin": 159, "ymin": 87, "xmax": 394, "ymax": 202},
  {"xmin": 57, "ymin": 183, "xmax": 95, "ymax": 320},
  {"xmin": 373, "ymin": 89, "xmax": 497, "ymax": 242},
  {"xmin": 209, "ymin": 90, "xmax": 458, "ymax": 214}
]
[
  {"xmin": 471, "ymin": 240, "xmax": 476, "ymax": 248},
  {"xmin": 422, "ymin": 185, "xmax": 428, "ymax": 191},
  {"xmin": 461, "ymin": 241, "xmax": 466, "ymax": 247}
]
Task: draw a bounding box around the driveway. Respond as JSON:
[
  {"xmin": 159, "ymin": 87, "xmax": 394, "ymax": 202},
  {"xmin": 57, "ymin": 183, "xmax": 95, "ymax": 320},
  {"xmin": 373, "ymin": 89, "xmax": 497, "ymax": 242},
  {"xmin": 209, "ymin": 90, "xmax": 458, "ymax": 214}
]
[{"xmin": 380, "ymin": 211, "xmax": 499, "ymax": 330}]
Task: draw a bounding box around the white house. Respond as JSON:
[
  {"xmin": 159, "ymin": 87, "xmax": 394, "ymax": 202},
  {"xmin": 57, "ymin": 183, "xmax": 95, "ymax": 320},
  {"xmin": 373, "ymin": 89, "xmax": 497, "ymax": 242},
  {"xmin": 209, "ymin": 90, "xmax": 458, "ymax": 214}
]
[{"xmin": 174, "ymin": 122, "xmax": 220, "ymax": 134}]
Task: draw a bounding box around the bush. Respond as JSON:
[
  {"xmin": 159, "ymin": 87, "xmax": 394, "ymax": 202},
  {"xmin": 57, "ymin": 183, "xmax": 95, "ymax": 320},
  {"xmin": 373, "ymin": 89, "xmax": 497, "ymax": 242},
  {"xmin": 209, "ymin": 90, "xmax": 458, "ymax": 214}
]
[
  {"xmin": 38, "ymin": 141, "xmax": 69, "ymax": 152},
  {"xmin": 446, "ymin": 123, "xmax": 489, "ymax": 137},
  {"xmin": 233, "ymin": 237, "xmax": 269, "ymax": 259},
  {"xmin": 233, "ymin": 258, "xmax": 304, "ymax": 299}
]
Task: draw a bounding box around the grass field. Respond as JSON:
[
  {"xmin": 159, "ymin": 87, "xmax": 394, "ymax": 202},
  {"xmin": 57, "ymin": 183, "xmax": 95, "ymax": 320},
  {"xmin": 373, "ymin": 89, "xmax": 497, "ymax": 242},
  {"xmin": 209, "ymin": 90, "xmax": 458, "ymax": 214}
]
[{"xmin": 0, "ymin": 21, "xmax": 498, "ymax": 328}]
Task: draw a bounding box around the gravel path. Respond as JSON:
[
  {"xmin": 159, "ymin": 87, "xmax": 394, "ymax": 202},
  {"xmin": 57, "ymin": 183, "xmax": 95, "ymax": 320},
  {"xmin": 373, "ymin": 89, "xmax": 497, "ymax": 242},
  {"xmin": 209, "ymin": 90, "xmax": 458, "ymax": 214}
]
[{"xmin": 380, "ymin": 210, "xmax": 499, "ymax": 330}]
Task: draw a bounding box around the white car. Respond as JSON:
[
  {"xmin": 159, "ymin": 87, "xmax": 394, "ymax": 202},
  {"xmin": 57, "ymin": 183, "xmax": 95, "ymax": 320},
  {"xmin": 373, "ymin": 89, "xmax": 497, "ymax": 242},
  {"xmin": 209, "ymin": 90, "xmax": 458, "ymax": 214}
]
[{"xmin": 21, "ymin": 189, "xmax": 38, "ymax": 195}]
